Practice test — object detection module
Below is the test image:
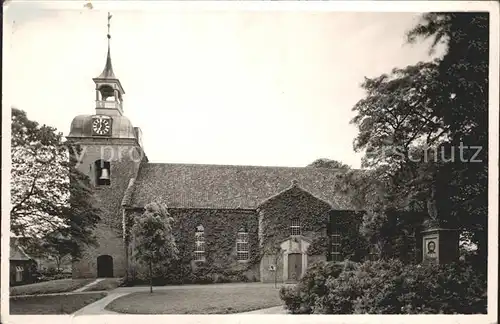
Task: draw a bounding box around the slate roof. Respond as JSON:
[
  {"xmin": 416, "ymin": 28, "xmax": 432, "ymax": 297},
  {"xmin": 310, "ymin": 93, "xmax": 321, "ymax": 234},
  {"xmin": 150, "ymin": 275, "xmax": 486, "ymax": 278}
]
[
  {"xmin": 125, "ymin": 163, "xmax": 357, "ymax": 210},
  {"xmin": 10, "ymin": 238, "xmax": 32, "ymax": 261}
]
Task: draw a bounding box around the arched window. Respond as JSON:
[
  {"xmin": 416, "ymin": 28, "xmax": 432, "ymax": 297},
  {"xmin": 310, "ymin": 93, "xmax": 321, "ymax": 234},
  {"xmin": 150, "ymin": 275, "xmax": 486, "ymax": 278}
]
[
  {"xmin": 236, "ymin": 227, "xmax": 249, "ymax": 262},
  {"xmin": 98, "ymin": 85, "xmax": 115, "ymax": 101},
  {"xmin": 94, "ymin": 160, "xmax": 111, "ymax": 186},
  {"xmin": 290, "ymin": 218, "xmax": 301, "ymax": 236},
  {"xmin": 194, "ymin": 225, "xmax": 205, "ymax": 262},
  {"xmin": 330, "ymin": 219, "xmax": 342, "ymax": 262}
]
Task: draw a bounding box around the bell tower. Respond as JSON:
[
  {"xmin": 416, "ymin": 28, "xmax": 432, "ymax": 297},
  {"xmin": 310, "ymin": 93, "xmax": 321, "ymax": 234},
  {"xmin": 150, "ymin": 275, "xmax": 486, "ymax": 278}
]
[
  {"xmin": 66, "ymin": 12, "xmax": 146, "ymax": 279},
  {"xmin": 93, "ymin": 12, "xmax": 125, "ymax": 117}
]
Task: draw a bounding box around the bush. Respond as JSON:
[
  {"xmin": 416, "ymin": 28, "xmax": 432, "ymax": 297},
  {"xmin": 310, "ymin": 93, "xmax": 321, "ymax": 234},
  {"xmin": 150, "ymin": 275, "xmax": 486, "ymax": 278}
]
[
  {"xmin": 279, "ymin": 261, "xmax": 346, "ymax": 314},
  {"xmin": 316, "ymin": 259, "xmax": 402, "ymax": 314},
  {"xmin": 36, "ymin": 268, "xmax": 72, "ymax": 282},
  {"xmin": 281, "ymin": 259, "xmax": 487, "ymax": 314},
  {"xmin": 279, "ymin": 286, "xmax": 303, "ymax": 313},
  {"xmin": 352, "ymin": 260, "xmax": 487, "ymax": 314},
  {"xmin": 126, "ymin": 261, "xmax": 257, "ymax": 286}
]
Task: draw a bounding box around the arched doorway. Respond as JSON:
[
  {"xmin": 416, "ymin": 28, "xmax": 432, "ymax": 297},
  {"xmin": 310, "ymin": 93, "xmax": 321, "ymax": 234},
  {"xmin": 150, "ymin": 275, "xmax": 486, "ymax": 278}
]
[{"xmin": 97, "ymin": 255, "xmax": 113, "ymax": 277}]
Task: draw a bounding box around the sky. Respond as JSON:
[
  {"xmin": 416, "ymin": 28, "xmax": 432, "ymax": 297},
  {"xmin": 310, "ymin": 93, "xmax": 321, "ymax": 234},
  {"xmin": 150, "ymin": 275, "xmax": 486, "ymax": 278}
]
[{"xmin": 3, "ymin": 2, "xmax": 442, "ymax": 168}]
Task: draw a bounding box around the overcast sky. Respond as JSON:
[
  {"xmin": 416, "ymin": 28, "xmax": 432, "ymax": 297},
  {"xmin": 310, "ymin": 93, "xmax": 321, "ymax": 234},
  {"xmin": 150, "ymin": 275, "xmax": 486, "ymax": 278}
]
[{"xmin": 3, "ymin": 3, "xmax": 442, "ymax": 168}]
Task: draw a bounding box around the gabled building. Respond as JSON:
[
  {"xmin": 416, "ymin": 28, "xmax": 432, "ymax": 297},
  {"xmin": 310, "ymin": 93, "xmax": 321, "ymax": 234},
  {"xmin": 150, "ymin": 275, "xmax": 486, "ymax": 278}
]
[
  {"xmin": 10, "ymin": 238, "xmax": 36, "ymax": 286},
  {"xmin": 66, "ymin": 15, "xmax": 367, "ymax": 283}
]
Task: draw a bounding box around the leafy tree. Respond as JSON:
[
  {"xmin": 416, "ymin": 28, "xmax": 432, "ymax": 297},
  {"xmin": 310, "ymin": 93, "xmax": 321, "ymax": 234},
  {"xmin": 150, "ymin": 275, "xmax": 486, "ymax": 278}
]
[
  {"xmin": 343, "ymin": 13, "xmax": 488, "ymax": 262},
  {"xmin": 19, "ymin": 232, "xmax": 72, "ymax": 272},
  {"xmin": 11, "ymin": 108, "xmax": 69, "ymax": 236},
  {"xmin": 307, "ymin": 158, "xmax": 350, "ymax": 169},
  {"xmin": 10, "ymin": 108, "xmax": 101, "ymax": 259},
  {"xmin": 42, "ymin": 232, "xmax": 73, "ymax": 271},
  {"xmin": 407, "ymin": 12, "xmax": 489, "ymax": 263},
  {"xmin": 61, "ymin": 148, "xmax": 102, "ymax": 260},
  {"xmin": 132, "ymin": 201, "xmax": 179, "ymax": 293},
  {"xmin": 351, "ymin": 61, "xmax": 446, "ymax": 215}
]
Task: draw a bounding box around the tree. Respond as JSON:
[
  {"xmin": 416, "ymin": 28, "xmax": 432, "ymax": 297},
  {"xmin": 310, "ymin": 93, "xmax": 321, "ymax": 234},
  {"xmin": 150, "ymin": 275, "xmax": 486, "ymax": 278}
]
[
  {"xmin": 307, "ymin": 158, "xmax": 350, "ymax": 169},
  {"xmin": 344, "ymin": 12, "xmax": 488, "ymax": 263},
  {"xmin": 407, "ymin": 12, "xmax": 489, "ymax": 263},
  {"xmin": 42, "ymin": 232, "xmax": 73, "ymax": 271},
  {"xmin": 11, "ymin": 108, "xmax": 101, "ymax": 259},
  {"xmin": 132, "ymin": 201, "xmax": 179, "ymax": 293},
  {"xmin": 19, "ymin": 232, "xmax": 72, "ymax": 272},
  {"xmin": 262, "ymin": 243, "xmax": 284, "ymax": 288},
  {"xmin": 60, "ymin": 147, "xmax": 102, "ymax": 260},
  {"xmin": 11, "ymin": 108, "xmax": 69, "ymax": 236},
  {"xmin": 351, "ymin": 62, "xmax": 447, "ymax": 222}
]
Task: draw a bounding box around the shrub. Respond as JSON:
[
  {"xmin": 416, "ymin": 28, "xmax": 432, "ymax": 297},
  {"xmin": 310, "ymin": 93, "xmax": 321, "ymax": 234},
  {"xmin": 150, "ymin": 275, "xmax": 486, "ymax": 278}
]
[
  {"xmin": 352, "ymin": 260, "xmax": 487, "ymax": 314},
  {"xmin": 284, "ymin": 259, "xmax": 487, "ymax": 314},
  {"xmin": 36, "ymin": 268, "xmax": 72, "ymax": 282},
  {"xmin": 279, "ymin": 286, "xmax": 303, "ymax": 313},
  {"xmin": 280, "ymin": 261, "xmax": 346, "ymax": 314},
  {"xmin": 126, "ymin": 261, "xmax": 256, "ymax": 286}
]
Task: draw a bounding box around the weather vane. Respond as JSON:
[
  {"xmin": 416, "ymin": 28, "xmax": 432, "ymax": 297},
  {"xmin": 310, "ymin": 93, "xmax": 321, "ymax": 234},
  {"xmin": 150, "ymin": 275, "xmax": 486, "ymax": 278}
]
[{"xmin": 107, "ymin": 12, "xmax": 112, "ymax": 41}]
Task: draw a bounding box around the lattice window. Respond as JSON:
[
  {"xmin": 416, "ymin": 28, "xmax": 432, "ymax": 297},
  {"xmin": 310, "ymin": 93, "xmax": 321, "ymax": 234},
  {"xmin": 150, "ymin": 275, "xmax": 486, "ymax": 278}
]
[
  {"xmin": 290, "ymin": 218, "xmax": 301, "ymax": 236},
  {"xmin": 194, "ymin": 225, "xmax": 205, "ymax": 262},
  {"xmin": 331, "ymin": 227, "xmax": 342, "ymax": 262},
  {"xmin": 236, "ymin": 228, "xmax": 249, "ymax": 262},
  {"xmin": 15, "ymin": 266, "xmax": 24, "ymax": 282},
  {"xmin": 369, "ymin": 246, "xmax": 378, "ymax": 261}
]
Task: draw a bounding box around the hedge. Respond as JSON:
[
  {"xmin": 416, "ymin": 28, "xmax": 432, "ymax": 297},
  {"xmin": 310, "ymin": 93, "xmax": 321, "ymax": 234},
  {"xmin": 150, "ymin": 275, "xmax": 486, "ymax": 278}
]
[{"xmin": 280, "ymin": 259, "xmax": 487, "ymax": 314}]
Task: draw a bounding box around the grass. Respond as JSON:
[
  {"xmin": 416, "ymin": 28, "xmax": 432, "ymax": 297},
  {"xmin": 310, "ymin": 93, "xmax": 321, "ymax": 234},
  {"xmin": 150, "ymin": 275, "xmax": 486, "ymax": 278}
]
[
  {"xmin": 10, "ymin": 279, "xmax": 95, "ymax": 296},
  {"xmin": 106, "ymin": 285, "xmax": 284, "ymax": 314},
  {"xmin": 10, "ymin": 292, "xmax": 107, "ymax": 315},
  {"xmin": 83, "ymin": 278, "xmax": 122, "ymax": 292}
]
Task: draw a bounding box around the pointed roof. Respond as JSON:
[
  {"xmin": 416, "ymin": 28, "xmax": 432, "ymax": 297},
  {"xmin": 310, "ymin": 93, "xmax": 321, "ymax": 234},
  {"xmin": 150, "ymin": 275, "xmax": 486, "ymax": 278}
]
[
  {"xmin": 92, "ymin": 12, "xmax": 125, "ymax": 94},
  {"xmin": 95, "ymin": 12, "xmax": 117, "ymax": 80},
  {"xmin": 97, "ymin": 44, "xmax": 117, "ymax": 79},
  {"xmin": 10, "ymin": 238, "xmax": 33, "ymax": 261},
  {"xmin": 256, "ymin": 179, "xmax": 333, "ymax": 209}
]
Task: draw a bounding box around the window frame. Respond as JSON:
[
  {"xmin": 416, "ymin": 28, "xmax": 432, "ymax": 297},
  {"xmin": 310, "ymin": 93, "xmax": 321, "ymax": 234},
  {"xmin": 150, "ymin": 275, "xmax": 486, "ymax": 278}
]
[
  {"xmin": 290, "ymin": 218, "xmax": 301, "ymax": 236},
  {"xmin": 330, "ymin": 227, "xmax": 342, "ymax": 262},
  {"xmin": 369, "ymin": 246, "xmax": 378, "ymax": 261},
  {"xmin": 194, "ymin": 226, "xmax": 206, "ymax": 262},
  {"xmin": 15, "ymin": 266, "xmax": 24, "ymax": 282},
  {"xmin": 236, "ymin": 229, "xmax": 249, "ymax": 262}
]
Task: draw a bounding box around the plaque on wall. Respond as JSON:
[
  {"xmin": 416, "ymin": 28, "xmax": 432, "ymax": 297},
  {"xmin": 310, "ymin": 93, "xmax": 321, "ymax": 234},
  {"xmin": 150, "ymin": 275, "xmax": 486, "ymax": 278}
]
[{"xmin": 423, "ymin": 236, "xmax": 438, "ymax": 263}]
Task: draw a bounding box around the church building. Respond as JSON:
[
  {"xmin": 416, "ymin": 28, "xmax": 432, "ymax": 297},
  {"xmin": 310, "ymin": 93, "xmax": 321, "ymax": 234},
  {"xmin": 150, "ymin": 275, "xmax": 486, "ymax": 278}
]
[{"xmin": 66, "ymin": 16, "xmax": 368, "ymax": 284}]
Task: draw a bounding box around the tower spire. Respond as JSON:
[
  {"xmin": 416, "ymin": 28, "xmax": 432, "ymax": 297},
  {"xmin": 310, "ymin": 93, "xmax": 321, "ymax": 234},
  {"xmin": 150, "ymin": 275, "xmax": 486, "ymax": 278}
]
[
  {"xmin": 97, "ymin": 12, "xmax": 116, "ymax": 79},
  {"xmin": 93, "ymin": 12, "xmax": 125, "ymax": 116}
]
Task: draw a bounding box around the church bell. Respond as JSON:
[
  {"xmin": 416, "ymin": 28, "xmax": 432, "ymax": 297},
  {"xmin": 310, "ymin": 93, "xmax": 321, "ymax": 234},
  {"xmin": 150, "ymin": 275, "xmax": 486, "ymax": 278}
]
[{"xmin": 99, "ymin": 168, "xmax": 110, "ymax": 180}]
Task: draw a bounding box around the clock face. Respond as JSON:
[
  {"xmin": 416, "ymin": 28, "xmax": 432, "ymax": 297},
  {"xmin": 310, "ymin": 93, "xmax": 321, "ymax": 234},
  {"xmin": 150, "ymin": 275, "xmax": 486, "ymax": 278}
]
[{"xmin": 92, "ymin": 117, "xmax": 111, "ymax": 135}]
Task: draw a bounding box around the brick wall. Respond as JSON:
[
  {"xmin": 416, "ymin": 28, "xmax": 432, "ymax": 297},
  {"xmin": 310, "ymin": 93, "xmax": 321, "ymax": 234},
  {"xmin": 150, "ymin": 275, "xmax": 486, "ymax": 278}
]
[
  {"xmin": 72, "ymin": 224, "xmax": 126, "ymax": 278},
  {"xmin": 68, "ymin": 141, "xmax": 143, "ymax": 278}
]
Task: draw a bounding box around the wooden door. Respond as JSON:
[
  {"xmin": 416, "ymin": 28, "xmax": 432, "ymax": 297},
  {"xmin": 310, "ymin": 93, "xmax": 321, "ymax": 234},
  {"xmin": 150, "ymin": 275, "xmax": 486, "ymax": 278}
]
[
  {"xmin": 97, "ymin": 255, "xmax": 113, "ymax": 277},
  {"xmin": 287, "ymin": 253, "xmax": 302, "ymax": 281}
]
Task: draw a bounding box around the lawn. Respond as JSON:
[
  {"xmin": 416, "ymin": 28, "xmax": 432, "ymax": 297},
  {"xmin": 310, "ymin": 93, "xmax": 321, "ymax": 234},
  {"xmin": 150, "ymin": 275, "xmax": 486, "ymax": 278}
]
[
  {"xmin": 10, "ymin": 292, "xmax": 107, "ymax": 315},
  {"xmin": 83, "ymin": 278, "xmax": 122, "ymax": 292},
  {"xmin": 106, "ymin": 286, "xmax": 283, "ymax": 314},
  {"xmin": 10, "ymin": 279, "xmax": 95, "ymax": 296}
]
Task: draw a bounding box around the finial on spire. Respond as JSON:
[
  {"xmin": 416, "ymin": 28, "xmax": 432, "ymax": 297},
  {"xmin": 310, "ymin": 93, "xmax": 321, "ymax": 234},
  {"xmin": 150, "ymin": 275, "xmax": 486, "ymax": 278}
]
[
  {"xmin": 107, "ymin": 12, "xmax": 112, "ymax": 42},
  {"xmin": 97, "ymin": 12, "xmax": 116, "ymax": 79}
]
